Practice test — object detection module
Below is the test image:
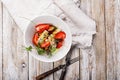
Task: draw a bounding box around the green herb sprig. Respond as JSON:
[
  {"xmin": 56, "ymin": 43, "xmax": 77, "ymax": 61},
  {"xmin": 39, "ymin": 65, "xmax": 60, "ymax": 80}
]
[
  {"xmin": 24, "ymin": 45, "xmax": 57, "ymax": 57},
  {"xmin": 24, "ymin": 46, "xmax": 45, "ymax": 54},
  {"xmin": 25, "ymin": 46, "xmax": 33, "ymax": 52}
]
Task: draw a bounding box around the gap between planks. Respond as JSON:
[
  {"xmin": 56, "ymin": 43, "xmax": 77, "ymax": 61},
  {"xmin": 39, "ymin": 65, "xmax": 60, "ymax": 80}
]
[{"xmin": 0, "ymin": 1, "xmax": 3, "ymax": 80}]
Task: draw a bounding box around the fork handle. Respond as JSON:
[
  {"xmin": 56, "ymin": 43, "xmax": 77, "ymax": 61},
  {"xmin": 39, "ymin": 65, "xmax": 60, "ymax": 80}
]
[
  {"xmin": 36, "ymin": 65, "xmax": 64, "ymax": 80},
  {"xmin": 59, "ymin": 67, "xmax": 67, "ymax": 80}
]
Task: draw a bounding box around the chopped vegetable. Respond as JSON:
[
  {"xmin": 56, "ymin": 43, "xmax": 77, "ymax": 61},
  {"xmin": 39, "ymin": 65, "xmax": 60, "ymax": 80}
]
[
  {"xmin": 52, "ymin": 28, "xmax": 61, "ymax": 35},
  {"xmin": 57, "ymin": 40, "xmax": 64, "ymax": 48},
  {"xmin": 31, "ymin": 23, "xmax": 66, "ymax": 56},
  {"xmin": 40, "ymin": 41, "xmax": 50, "ymax": 48},
  {"xmin": 49, "ymin": 46, "xmax": 57, "ymax": 53},
  {"xmin": 38, "ymin": 30, "xmax": 49, "ymax": 43},
  {"xmin": 35, "ymin": 24, "xmax": 50, "ymax": 33},
  {"xmin": 48, "ymin": 26, "xmax": 56, "ymax": 31},
  {"xmin": 54, "ymin": 31, "xmax": 66, "ymax": 40},
  {"xmin": 32, "ymin": 33, "xmax": 39, "ymax": 45},
  {"xmin": 48, "ymin": 34, "xmax": 56, "ymax": 46}
]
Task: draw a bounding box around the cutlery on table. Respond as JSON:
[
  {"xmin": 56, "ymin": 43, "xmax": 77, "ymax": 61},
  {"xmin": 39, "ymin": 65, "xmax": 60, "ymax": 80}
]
[
  {"xmin": 36, "ymin": 44, "xmax": 78, "ymax": 80},
  {"xmin": 59, "ymin": 44, "xmax": 77, "ymax": 80}
]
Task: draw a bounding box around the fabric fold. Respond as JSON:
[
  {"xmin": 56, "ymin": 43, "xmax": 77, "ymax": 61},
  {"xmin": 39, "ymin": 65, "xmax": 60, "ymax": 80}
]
[{"xmin": 1, "ymin": 0, "xmax": 96, "ymax": 48}]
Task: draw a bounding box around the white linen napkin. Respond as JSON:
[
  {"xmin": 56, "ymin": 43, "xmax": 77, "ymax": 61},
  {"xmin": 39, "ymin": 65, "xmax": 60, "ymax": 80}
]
[{"xmin": 1, "ymin": 0, "xmax": 96, "ymax": 48}]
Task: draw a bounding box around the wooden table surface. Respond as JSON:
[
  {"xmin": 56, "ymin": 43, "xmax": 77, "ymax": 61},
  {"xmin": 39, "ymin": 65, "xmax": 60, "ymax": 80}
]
[{"xmin": 0, "ymin": 0, "xmax": 120, "ymax": 80}]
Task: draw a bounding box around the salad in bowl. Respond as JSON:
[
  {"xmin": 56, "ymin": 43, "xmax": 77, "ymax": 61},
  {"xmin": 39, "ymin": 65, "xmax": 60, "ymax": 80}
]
[
  {"xmin": 24, "ymin": 15, "xmax": 72, "ymax": 62},
  {"xmin": 32, "ymin": 23, "xmax": 66, "ymax": 56}
]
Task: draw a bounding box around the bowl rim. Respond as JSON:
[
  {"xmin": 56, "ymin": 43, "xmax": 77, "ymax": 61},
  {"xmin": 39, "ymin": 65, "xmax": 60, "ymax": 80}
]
[{"xmin": 24, "ymin": 14, "xmax": 72, "ymax": 62}]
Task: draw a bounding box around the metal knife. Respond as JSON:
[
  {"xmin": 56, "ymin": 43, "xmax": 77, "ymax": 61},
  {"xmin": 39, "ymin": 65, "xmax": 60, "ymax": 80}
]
[
  {"xmin": 59, "ymin": 44, "xmax": 78, "ymax": 80},
  {"xmin": 36, "ymin": 56, "xmax": 79, "ymax": 80}
]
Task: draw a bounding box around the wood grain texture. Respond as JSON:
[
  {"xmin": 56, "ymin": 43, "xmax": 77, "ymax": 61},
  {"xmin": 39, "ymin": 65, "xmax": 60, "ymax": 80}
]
[
  {"xmin": 53, "ymin": 59, "xmax": 65, "ymax": 80},
  {"xmin": 79, "ymin": 0, "xmax": 97, "ymax": 80},
  {"xmin": 29, "ymin": 54, "xmax": 53, "ymax": 80},
  {"xmin": 91, "ymin": 0, "xmax": 106, "ymax": 80},
  {"xmin": 2, "ymin": 6, "xmax": 28, "ymax": 80},
  {"xmin": 29, "ymin": 55, "xmax": 38, "ymax": 80},
  {"xmin": 39, "ymin": 62, "xmax": 53, "ymax": 80},
  {"xmin": 114, "ymin": 0, "xmax": 120, "ymax": 79},
  {"xmin": 79, "ymin": 47, "xmax": 96, "ymax": 80},
  {"xmin": 53, "ymin": 49, "xmax": 79, "ymax": 80},
  {"xmin": 64, "ymin": 48, "xmax": 79, "ymax": 80},
  {"xmin": 16, "ymin": 25, "xmax": 29, "ymax": 80},
  {"xmin": 1, "ymin": 0, "xmax": 120, "ymax": 80},
  {"xmin": 3, "ymin": 6, "xmax": 18, "ymax": 80},
  {"xmin": 80, "ymin": 0, "xmax": 106, "ymax": 80},
  {"xmin": 0, "ymin": 1, "xmax": 2, "ymax": 80},
  {"xmin": 105, "ymin": 0, "xmax": 117, "ymax": 80}
]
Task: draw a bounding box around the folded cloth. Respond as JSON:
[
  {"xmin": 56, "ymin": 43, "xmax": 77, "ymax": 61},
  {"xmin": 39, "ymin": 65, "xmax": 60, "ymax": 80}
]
[{"xmin": 1, "ymin": 0, "xmax": 96, "ymax": 48}]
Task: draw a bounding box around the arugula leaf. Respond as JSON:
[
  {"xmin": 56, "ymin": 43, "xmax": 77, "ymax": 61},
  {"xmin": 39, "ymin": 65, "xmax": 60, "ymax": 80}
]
[
  {"xmin": 55, "ymin": 39, "xmax": 59, "ymax": 43},
  {"xmin": 35, "ymin": 46, "xmax": 45, "ymax": 55},
  {"xmin": 49, "ymin": 46, "xmax": 57, "ymax": 53},
  {"xmin": 25, "ymin": 46, "xmax": 33, "ymax": 52},
  {"xmin": 24, "ymin": 45, "xmax": 56, "ymax": 57},
  {"xmin": 48, "ymin": 53, "xmax": 52, "ymax": 58}
]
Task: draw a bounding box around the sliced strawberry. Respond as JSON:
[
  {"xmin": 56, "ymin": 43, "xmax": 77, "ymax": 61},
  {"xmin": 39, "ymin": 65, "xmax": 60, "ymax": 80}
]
[
  {"xmin": 35, "ymin": 24, "xmax": 50, "ymax": 33},
  {"xmin": 54, "ymin": 31, "xmax": 66, "ymax": 40},
  {"xmin": 32, "ymin": 33, "xmax": 39, "ymax": 46}
]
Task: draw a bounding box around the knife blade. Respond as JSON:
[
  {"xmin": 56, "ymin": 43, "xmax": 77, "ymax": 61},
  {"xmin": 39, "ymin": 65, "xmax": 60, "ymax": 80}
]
[
  {"xmin": 59, "ymin": 44, "xmax": 78, "ymax": 80},
  {"xmin": 36, "ymin": 56, "xmax": 79, "ymax": 80}
]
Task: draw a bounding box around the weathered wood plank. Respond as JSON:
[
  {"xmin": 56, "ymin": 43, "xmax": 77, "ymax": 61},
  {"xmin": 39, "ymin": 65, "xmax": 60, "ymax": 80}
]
[
  {"xmin": 91, "ymin": 0, "xmax": 106, "ymax": 80},
  {"xmin": 39, "ymin": 62, "xmax": 53, "ymax": 80},
  {"xmin": 53, "ymin": 49, "xmax": 79, "ymax": 80},
  {"xmin": 105, "ymin": 0, "xmax": 117, "ymax": 80},
  {"xmin": 29, "ymin": 55, "xmax": 54, "ymax": 80},
  {"xmin": 80, "ymin": 47, "xmax": 96, "ymax": 80},
  {"xmin": 29, "ymin": 56, "xmax": 37, "ymax": 80},
  {"xmin": 80, "ymin": 0, "xmax": 96, "ymax": 80},
  {"xmin": 2, "ymin": 6, "xmax": 28, "ymax": 80},
  {"xmin": 17, "ymin": 28, "xmax": 29, "ymax": 80},
  {"xmin": 53, "ymin": 59, "xmax": 65, "ymax": 80},
  {"xmin": 64, "ymin": 48, "xmax": 79, "ymax": 80},
  {"xmin": 114, "ymin": 0, "xmax": 120, "ymax": 79},
  {"xmin": 0, "ymin": 1, "xmax": 2, "ymax": 80},
  {"xmin": 80, "ymin": 0, "xmax": 106, "ymax": 80},
  {"xmin": 3, "ymin": 6, "xmax": 18, "ymax": 80},
  {"xmin": 2, "ymin": 0, "xmax": 120, "ymax": 80}
]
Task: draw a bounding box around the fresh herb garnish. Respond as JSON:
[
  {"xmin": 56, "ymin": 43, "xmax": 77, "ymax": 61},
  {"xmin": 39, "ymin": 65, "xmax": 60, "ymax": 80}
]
[
  {"xmin": 49, "ymin": 46, "xmax": 57, "ymax": 53},
  {"xmin": 25, "ymin": 46, "xmax": 33, "ymax": 52},
  {"xmin": 24, "ymin": 45, "xmax": 57, "ymax": 57},
  {"xmin": 35, "ymin": 46, "xmax": 45, "ymax": 55}
]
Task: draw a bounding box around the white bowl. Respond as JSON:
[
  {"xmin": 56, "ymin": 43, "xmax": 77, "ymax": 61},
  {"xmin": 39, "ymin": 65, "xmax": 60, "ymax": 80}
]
[{"xmin": 24, "ymin": 15, "xmax": 72, "ymax": 62}]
